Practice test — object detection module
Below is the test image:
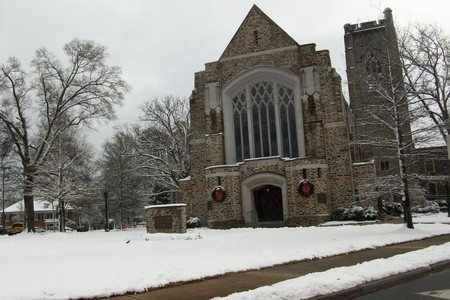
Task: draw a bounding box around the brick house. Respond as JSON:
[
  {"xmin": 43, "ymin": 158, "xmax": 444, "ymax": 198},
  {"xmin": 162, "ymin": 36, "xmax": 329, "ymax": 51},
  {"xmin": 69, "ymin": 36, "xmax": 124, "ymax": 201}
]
[
  {"xmin": 3, "ymin": 200, "xmax": 79, "ymax": 230},
  {"xmin": 411, "ymin": 146, "xmax": 450, "ymax": 204},
  {"xmin": 179, "ymin": 5, "xmax": 447, "ymax": 228}
]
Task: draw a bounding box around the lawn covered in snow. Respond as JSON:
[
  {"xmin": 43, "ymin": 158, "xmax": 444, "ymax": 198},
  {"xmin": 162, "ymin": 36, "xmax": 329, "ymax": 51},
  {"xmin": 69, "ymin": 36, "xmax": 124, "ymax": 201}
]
[{"xmin": 0, "ymin": 213, "xmax": 449, "ymax": 300}]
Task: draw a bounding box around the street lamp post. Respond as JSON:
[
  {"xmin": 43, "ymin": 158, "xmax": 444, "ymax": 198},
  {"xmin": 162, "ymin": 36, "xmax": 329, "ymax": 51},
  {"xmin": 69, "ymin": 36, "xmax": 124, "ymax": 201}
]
[
  {"xmin": 2, "ymin": 166, "xmax": 10, "ymax": 229},
  {"xmin": 103, "ymin": 191, "xmax": 109, "ymax": 232}
]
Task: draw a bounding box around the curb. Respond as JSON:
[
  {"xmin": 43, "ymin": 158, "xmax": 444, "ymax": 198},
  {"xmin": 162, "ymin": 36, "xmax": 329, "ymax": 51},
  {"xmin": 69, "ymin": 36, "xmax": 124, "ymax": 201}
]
[{"xmin": 309, "ymin": 260, "xmax": 450, "ymax": 300}]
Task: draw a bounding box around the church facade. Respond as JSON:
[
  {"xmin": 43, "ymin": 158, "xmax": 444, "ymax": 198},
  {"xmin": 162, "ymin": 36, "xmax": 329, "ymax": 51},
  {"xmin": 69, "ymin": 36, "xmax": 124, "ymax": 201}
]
[{"xmin": 179, "ymin": 5, "xmax": 406, "ymax": 228}]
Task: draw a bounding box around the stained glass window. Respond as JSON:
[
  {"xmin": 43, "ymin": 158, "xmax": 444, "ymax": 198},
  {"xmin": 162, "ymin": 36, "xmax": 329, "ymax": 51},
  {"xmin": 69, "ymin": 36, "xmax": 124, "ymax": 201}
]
[{"xmin": 231, "ymin": 81, "xmax": 298, "ymax": 162}]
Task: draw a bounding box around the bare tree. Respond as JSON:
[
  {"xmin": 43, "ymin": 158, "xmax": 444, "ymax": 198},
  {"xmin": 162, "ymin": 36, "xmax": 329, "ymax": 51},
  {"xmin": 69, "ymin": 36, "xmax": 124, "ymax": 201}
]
[
  {"xmin": 100, "ymin": 131, "xmax": 145, "ymax": 228},
  {"xmin": 133, "ymin": 95, "xmax": 190, "ymax": 201},
  {"xmin": 0, "ymin": 39, "xmax": 129, "ymax": 231},
  {"xmin": 400, "ymin": 23, "xmax": 450, "ymax": 142},
  {"xmin": 0, "ymin": 127, "xmax": 15, "ymax": 228},
  {"xmin": 35, "ymin": 127, "xmax": 96, "ymax": 232}
]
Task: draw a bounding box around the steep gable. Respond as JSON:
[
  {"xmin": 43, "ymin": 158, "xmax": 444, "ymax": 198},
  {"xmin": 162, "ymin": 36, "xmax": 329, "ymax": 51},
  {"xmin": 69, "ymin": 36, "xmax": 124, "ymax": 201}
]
[{"xmin": 219, "ymin": 5, "xmax": 299, "ymax": 60}]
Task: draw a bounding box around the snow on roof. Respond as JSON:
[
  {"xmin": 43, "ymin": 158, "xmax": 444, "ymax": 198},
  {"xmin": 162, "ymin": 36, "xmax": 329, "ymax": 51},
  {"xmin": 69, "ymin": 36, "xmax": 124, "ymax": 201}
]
[
  {"xmin": 352, "ymin": 160, "xmax": 375, "ymax": 166},
  {"xmin": 145, "ymin": 203, "xmax": 187, "ymax": 210},
  {"xmin": 4, "ymin": 200, "xmax": 77, "ymax": 213}
]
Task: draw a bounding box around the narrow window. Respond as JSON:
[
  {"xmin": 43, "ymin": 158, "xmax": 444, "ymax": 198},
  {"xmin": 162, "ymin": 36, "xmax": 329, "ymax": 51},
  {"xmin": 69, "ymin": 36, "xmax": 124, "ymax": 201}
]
[
  {"xmin": 355, "ymin": 189, "xmax": 360, "ymax": 202},
  {"xmin": 317, "ymin": 168, "xmax": 321, "ymax": 178},
  {"xmin": 425, "ymin": 160, "xmax": 434, "ymax": 172},
  {"xmin": 253, "ymin": 30, "xmax": 259, "ymax": 46},
  {"xmin": 303, "ymin": 168, "xmax": 307, "ymax": 179},
  {"xmin": 380, "ymin": 161, "xmax": 390, "ymax": 171},
  {"xmin": 279, "ymin": 84, "xmax": 298, "ymax": 157},
  {"xmin": 428, "ymin": 183, "xmax": 437, "ymax": 196}
]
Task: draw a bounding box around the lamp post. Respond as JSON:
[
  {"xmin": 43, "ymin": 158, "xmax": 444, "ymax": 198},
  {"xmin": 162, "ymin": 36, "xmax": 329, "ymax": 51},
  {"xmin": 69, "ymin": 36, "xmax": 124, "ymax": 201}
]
[
  {"xmin": 2, "ymin": 166, "xmax": 10, "ymax": 229},
  {"xmin": 443, "ymin": 166, "xmax": 450, "ymax": 217},
  {"xmin": 103, "ymin": 191, "xmax": 109, "ymax": 232}
]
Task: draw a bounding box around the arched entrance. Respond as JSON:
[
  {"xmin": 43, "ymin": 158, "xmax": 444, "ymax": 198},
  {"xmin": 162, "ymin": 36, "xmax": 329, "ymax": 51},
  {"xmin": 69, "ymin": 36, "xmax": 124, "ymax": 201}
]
[
  {"xmin": 254, "ymin": 185, "xmax": 283, "ymax": 222},
  {"xmin": 241, "ymin": 171, "xmax": 288, "ymax": 226}
]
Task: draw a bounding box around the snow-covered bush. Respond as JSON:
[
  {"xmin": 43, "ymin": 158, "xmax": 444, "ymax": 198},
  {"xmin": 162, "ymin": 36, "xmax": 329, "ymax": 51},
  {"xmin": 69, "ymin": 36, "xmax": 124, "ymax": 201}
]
[
  {"xmin": 332, "ymin": 205, "xmax": 377, "ymax": 221},
  {"xmin": 66, "ymin": 219, "xmax": 77, "ymax": 230},
  {"xmin": 363, "ymin": 206, "xmax": 378, "ymax": 219},
  {"xmin": 382, "ymin": 201, "xmax": 403, "ymax": 217},
  {"xmin": 435, "ymin": 199, "xmax": 448, "ymax": 211},
  {"xmin": 187, "ymin": 217, "xmax": 201, "ymax": 228},
  {"xmin": 412, "ymin": 201, "xmax": 440, "ymax": 214}
]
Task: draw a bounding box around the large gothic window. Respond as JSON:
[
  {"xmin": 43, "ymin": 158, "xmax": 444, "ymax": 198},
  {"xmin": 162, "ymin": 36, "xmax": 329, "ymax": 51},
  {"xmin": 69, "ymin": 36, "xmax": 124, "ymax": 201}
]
[
  {"xmin": 231, "ymin": 81, "xmax": 299, "ymax": 162},
  {"xmin": 222, "ymin": 66, "xmax": 305, "ymax": 164}
]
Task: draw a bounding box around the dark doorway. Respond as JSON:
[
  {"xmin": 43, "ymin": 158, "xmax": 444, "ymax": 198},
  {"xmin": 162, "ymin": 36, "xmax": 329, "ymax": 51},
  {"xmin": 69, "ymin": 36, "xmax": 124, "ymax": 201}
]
[{"xmin": 254, "ymin": 185, "xmax": 283, "ymax": 222}]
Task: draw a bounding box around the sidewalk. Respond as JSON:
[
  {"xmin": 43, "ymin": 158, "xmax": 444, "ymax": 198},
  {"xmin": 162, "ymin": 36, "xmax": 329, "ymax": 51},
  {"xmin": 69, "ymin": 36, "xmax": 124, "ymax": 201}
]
[{"xmin": 101, "ymin": 234, "xmax": 450, "ymax": 300}]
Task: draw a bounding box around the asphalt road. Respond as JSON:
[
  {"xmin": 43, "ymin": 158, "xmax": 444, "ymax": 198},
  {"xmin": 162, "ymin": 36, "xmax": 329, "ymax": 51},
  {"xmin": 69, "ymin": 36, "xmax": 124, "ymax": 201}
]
[{"xmin": 357, "ymin": 268, "xmax": 450, "ymax": 300}]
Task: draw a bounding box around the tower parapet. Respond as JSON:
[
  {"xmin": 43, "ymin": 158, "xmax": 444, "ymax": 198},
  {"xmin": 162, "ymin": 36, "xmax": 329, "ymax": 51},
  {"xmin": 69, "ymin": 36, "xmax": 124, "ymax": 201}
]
[{"xmin": 344, "ymin": 7, "xmax": 392, "ymax": 35}]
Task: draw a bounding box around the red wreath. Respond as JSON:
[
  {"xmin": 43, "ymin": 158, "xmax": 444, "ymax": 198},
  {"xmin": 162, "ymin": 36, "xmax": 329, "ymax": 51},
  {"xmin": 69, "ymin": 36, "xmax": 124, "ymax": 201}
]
[
  {"xmin": 211, "ymin": 186, "xmax": 226, "ymax": 202},
  {"xmin": 274, "ymin": 196, "xmax": 280, "ymax": 205},
  {"xmin": 261, "ymin": 197, "xmax": 267, "ymax": 206},
  {"xmin": 298, "ymin": 180, "xmax": 314, "ymax": 198}
]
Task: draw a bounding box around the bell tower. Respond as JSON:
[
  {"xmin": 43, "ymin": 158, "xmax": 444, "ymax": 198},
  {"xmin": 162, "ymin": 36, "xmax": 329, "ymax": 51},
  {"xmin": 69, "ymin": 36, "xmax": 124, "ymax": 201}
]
[{"xmin": 344, "ymin": 8, "xmax": 411, "ymax": 168}]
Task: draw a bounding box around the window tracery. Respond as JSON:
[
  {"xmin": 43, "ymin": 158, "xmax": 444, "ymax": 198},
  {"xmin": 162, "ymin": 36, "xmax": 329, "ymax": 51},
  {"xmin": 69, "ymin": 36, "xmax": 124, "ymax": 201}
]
[
  {"xmin": 365, "ymin": 51, "xmax": 382, "ymax": 75},
  {"xmin": 231, "ymin": 81, "xmax": 298, "ymax": 162}
]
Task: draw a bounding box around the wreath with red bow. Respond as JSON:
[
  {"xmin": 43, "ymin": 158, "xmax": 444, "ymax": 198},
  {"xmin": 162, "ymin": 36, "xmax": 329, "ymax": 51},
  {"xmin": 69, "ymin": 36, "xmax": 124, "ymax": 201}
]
[
  {"xmin": 298, "ymin": 180, "xmax": 314, "ymax": 198},
  {"xmin": 211, "ymin": 186, "xmax": 226, "ymax": 202}
]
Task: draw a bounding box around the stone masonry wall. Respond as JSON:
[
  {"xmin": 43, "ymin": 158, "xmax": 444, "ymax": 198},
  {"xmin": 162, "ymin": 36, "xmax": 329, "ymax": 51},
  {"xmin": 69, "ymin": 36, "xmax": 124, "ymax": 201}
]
[
  {"xmin": 352, "ymin": 162, "xmax": 378, "ymax": 207},
  {"xmin": 180, "ymin": 5, "xmax": 358, "ymax": 228},
  {"xmin": 205, "ymin": 164, "xmax": 243, "ymax": 228},
  {"xmin": 145, "ymin": 204, "xmax": 187, "ymax": 234}
]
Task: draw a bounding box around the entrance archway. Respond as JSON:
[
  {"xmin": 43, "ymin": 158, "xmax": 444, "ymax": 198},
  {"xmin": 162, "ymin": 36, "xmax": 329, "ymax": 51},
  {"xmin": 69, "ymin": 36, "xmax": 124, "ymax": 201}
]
[
  {"xmin": 241, "ymin": 172, "xmax": 287, "ymax": 226},
  {"xmin": 254, "ymin": 185, "xmax": 283, "ymax": 222}
]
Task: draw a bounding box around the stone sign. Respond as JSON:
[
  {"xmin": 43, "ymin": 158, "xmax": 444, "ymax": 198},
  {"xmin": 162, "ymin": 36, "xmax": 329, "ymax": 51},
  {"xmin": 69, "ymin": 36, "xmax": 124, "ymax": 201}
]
[{"xmin": 145, "ymin": 204, "xmax": 187, "ymax": 234}]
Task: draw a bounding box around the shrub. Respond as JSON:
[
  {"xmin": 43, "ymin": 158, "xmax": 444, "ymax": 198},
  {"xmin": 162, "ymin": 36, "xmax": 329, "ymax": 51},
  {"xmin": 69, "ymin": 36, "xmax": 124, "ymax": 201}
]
[
  {"xmin": 412, "ymin": 201, "xmax": 440, "ymax": 214},
  {"xmin": 382, "ymin": 201, "xmax": 403, "ymax": 217},
  {"xmin": 332, "ymin": 205, "xmax": 377, "ymax": 221},
  {"xmin": 187, "ymin": 217, "xmax": 201, "ymax": 228},
  {"xmin": 363, "ymin": 206, "xmax": 378, "ymax": 220}
]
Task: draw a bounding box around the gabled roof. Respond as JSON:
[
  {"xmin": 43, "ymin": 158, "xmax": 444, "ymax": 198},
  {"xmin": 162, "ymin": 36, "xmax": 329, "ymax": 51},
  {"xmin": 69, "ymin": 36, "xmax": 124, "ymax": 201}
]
[
  {"xmin": 4, "ymin": 200, "xmax": 77, "ymax": 213},
  {"xmin": 219, "ymin": 5, "xmax": 299, "ymax": 61}
]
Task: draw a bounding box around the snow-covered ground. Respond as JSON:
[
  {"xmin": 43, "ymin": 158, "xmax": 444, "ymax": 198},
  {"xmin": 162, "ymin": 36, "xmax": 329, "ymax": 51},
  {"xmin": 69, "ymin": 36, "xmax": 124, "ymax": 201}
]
[
  {"xmin": 215, "ymin": 243, "xmax": 450, "ymax": 300},
  {"xmin": 0, "ymin": 213, "xmax": 449, "ymax": 300}
]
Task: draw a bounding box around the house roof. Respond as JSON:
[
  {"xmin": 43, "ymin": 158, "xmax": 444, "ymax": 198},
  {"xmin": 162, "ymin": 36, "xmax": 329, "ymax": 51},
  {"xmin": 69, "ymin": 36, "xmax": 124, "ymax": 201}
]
[{"xmin": 4, "ymin": 200, "xmax": 77, "ymax": 213}]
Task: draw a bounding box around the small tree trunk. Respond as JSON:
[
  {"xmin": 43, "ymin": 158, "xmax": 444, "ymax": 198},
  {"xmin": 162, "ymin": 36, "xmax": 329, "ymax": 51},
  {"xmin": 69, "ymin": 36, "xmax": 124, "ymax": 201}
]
[
  {"xmin": 59, "ymin": 200, "xmax": 66, "ymax": 232},
  {"xmin": 403, "ymin": 192, "xmax": 414, "ymax": 229},
  {"xmin": 377, "ymin": 197, "xmax": 383, "ymax": 221},
  {"xmin": 403, "ymin": 185, "xmax": 414, "ymax": 229},
  {"xmin": 403, "ymin": 202, "xmax": 414, "ymax": 229},
  {"xmin": 23, "ymin": 175, "xmax": 35, "ymax": 232}
]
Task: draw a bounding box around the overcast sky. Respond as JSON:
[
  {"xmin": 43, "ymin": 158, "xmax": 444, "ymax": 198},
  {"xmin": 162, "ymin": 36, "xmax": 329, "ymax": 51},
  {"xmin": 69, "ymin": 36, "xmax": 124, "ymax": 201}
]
[{"xmin": 1, "ymin": 0, "xmax": 449, "ymax": 151}]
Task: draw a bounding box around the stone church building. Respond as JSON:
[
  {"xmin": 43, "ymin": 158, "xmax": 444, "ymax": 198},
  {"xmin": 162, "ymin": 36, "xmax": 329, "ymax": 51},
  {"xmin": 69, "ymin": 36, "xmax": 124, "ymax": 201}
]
[{"xmin": 179, "ymin": 5, "xmax": 438, "ymax": 228}]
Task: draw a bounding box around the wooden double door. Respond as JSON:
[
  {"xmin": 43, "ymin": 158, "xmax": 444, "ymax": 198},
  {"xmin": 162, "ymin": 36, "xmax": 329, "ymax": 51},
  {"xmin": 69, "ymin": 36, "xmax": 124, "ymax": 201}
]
[{"xmin": 254, "ymin": 185, "xmax": 283, "ymax": 222}]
